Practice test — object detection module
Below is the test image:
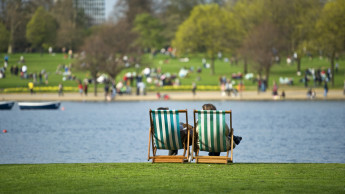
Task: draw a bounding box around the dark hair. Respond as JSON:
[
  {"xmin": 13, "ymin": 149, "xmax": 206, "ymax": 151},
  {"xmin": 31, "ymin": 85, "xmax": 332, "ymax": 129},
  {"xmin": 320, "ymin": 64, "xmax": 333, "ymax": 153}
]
[
  {"xmin": 157, "ymin": 107, "xmax": 169, "ymax": 110},
  {"xmin": 202, "ymin": 104, "xmax": 216, "ymax": 110}
]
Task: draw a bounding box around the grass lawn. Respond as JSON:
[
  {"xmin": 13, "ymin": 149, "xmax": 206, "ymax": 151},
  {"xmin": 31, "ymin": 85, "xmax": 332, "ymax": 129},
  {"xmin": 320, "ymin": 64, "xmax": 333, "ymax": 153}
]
[
  {"xmin": 0, "ymin": 163, "xmax": 344, "ymax": 193},
  {"xmin": 1, "ymin": 52, "xmax": 345, "ymax": 93}
]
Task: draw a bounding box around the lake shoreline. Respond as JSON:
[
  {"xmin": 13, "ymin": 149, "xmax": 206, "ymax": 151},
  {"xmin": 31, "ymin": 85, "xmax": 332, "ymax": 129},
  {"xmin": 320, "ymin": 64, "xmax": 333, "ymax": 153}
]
[{"xmin": 1, "ymin": 89, "xmax": 345, "ymax": 101}]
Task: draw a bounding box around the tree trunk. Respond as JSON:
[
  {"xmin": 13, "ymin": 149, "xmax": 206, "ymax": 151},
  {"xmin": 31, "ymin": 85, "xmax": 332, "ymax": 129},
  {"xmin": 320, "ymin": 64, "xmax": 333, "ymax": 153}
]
[
  {"xmin": 8, "ymin": 18, "xmax": 14, "ymax": 54},
  {"xmin": 244, "ymin": 57, "xmax": 248, "ymax": 74},
  {"xmin": 265, "ymin": 67, "xmax": 270, "ymax": 88},
  {"xmin": 211, "ymin": 57, "xmax": 215, "ymax": 75},
  {"xmin": 93, "ymin": 78, "xmax": 98, "ymax": 96},
  {"xmin": 297, "ymin": 57, "xmax": 301, "ymax": 73},
  {"xmin": 331, "ymin": 51, "xmax": 335, "ymax": 86}
]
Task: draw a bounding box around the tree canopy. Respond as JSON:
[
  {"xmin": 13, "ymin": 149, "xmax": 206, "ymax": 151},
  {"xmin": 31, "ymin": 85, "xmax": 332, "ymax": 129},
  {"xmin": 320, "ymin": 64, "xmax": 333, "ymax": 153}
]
[
  {"xmin": 241, "ymin": 21, "xmax": 282, "ymax": 86},
  {"xmin": 315, "ymin": 0, "xmax": 345, "ymax": 85},
  {"xmin": 133, "ymin": 13, "xmax": 165, "ymax": 52},
  {"xmin": 26, "ymin": 6, "xmax": 57, "ymax": 50},
  {"xmin": 0, "ymin": 22, "xmax": 9, "ymax": 52},
  {"xmin": 173, "ymin": 4, "xmax": 241, "ymax": 74}
]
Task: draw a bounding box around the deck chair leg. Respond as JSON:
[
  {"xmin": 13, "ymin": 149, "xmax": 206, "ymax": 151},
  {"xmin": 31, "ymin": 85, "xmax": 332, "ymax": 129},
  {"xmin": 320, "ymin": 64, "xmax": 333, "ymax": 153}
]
[
  {"xmin": 148, "ymin": 127, "xmax": 152, "ymax": 161},
  {"xmin": 230, "ymin": 128, "xmax": 234, "ymax": 162},
  {"xmin": 195, "ymin": 149, "xmax": 200, "ymax": 163},
  {"xmin": 188, "ymin": 149, "xmax": 192, "ymax": 163}
]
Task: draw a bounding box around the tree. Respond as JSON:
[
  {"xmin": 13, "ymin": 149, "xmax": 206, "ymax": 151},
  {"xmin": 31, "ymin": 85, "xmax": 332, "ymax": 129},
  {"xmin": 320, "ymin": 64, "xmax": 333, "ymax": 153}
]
[
  {"xmin": 230, "ymin": 0, "xmax": 266, "ymax": 74},
  {"xmin": 240, "ymin": 21, "xmax": 282, "ymax": 87},
  {"xmin": 26, "ymin": 6, "xmax": 57, "ymax": 52},
  {"xmin": 3, "ymin": 0, "xmax": 33, "ymax": 53},
  {"xmin": 0, "ymin": 22, "xmax": 9, "ymax": 52},
  {"xmin": 173, "ymin": 4, "xmax": 241, "ymax": 75},
  {"xmin": 156, "ymin": 0, "xmax": 206, "ymax": 45},
  {"xmin": 267, "ymin": 0, "xmax": 322, "ymax": 73},
  {"xmin": 133, "ymin": 13, "xmax": 165, "ymax": 54},
  {"xmin": 98, "ymin": 20, "xmax": 138, "ymax": 81},
  {"xmin": 315, "ymin": 0, "xmax": 345, "ymax": 86},
  {"xmin": 112, "ymin": 0, "xmax": 152, "ymax": 25},
  {"xmin": 77, "ymin": 34, "xmax": 106, "ymax": 96},
  {"xmin": 52, "ymin": 0, "xmax": 88, "ymax": 51},
  {"xmin": 77, "ymin": 21, "xmax": 140, "ymax": 96},
  {"xmin": 231, "ymin": 0, "xmax": 322, "ymax": 74},
  {"xmin": 27, "ymin": 0, "xmax": 54, "ymax": 11}
]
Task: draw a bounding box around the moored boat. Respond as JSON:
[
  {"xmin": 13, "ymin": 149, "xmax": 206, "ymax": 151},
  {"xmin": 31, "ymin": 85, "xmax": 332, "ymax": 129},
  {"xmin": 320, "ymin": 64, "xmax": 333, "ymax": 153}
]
[
  {"xmin": 18, "ymin": 101, "xmax": 61, "ymax": 110},
  {"xmin": 0, "ymin": 101, "xmax": 15, "ymax": 110}
]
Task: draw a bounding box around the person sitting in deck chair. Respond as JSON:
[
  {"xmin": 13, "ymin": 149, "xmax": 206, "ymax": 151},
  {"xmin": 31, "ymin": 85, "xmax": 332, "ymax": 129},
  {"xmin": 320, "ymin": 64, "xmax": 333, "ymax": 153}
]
[
  {"xmin": 196, "ymin": 103, "xmax": 242, "ymax": 156},
  {"xmin": 157, "ymin": 107, "xmax": 194, "ymax": 156}
]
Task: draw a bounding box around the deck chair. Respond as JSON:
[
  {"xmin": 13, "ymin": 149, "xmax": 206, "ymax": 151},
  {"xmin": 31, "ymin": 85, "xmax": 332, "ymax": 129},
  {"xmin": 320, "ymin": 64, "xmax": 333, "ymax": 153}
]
[
  {"xmin": 148, "ymin": 109, "xmax": 191, "ymax": 163},
  {"xmin": 192, "ymin": 110, "xmax": 234, "ymax": 164}
]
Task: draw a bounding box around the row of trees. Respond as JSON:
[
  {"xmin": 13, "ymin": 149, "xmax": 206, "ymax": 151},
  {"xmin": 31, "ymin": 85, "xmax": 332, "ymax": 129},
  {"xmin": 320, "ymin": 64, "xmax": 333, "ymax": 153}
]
[
  {"xmin": 171, "ymin": 0, "xmax": 345, "ymax": 86},
  {"xmin": 0, "ymin": 0, "xmax": 88, "ymax": 53},
  {"xmin": 0, "ymin": 0, "xmax": 344, "ymax": 93},
  {"xmin": 99, "ymin": 0, "xmax": 344, "ymax": 89}
]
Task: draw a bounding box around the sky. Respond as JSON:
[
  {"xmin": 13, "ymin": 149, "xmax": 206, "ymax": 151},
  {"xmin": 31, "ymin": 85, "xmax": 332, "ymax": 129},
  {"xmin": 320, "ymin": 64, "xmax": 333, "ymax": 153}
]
[{"xmin": 105, "ymin": 0, "xmax": 118, "ymax": 19}]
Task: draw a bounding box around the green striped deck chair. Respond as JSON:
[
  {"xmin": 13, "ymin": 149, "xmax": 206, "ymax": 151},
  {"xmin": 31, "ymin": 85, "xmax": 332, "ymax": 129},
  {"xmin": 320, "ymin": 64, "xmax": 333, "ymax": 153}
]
[
  {"xmin": 148, "ymin": 109, "xmax": 190, "ymax": 163},
  {"xmin": 192, "ymin": 110, "xmax": 234, "ymax": 164}
]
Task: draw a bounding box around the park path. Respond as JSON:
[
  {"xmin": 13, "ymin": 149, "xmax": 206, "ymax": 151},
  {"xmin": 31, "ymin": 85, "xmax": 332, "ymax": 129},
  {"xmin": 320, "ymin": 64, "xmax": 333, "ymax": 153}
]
[{"xmin": 1, "ymin": 89, "xmax": 344, "ymax": 101}]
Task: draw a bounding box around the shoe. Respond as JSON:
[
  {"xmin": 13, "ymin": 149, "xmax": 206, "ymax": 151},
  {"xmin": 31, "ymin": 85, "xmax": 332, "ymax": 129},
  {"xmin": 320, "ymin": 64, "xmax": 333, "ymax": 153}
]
[
  {"xmin": 234, "ymin": 136, "xmax": 242, "ymax": 145},
  {"xmin": 169, "ymin": 150, "xmax": 178, "ymax": 156}
]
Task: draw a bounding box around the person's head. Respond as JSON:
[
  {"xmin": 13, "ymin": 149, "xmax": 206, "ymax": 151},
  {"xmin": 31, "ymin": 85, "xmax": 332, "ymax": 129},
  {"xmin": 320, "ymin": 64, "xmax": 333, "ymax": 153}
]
[
  {"xmin": 202, "ymin": 104, "xmax": 216, "ymax": 110},
  {"xmin": 157, "ymin": 107, "xmax": 169, "ymax": 110}
]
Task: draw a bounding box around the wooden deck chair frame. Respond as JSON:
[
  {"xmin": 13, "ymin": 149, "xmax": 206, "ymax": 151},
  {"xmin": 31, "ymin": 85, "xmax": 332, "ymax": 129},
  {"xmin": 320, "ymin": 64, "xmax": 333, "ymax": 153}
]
[
  {"xmin": 191, "ymin": 110, "xmax": 234, "ymax": 164},
  {"xmin": 148, "ymin": 109, "xmax": 191, "ymax": 163}
]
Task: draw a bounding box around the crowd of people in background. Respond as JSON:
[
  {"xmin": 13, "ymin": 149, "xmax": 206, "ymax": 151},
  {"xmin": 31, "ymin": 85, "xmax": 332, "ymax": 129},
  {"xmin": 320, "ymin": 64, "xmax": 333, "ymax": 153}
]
[
  {"xmin": 1, "ymin": 49, "xmax": 344, "ymax": 100},
  {"xmin": 301, "ymin": 67, "xmax": 332, "ymax": 88}
]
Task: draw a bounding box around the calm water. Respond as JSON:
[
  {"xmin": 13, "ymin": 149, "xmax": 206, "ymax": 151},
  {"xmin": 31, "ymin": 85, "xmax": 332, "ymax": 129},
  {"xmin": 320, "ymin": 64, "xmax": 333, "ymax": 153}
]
[{"xmin": 0, "ymin": 101, "xmax": 344, "ymax": 164}]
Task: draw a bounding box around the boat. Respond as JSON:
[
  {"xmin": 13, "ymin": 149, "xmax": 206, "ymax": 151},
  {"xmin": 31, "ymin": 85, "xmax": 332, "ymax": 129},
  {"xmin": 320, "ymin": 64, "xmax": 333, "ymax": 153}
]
[
  {"xmin": 18, "ymin": 101, "xmax": 61, "ymax": 110},
  {"xmin": 0, "ymin": 101, "xmax": 15, "ymax": 110}
]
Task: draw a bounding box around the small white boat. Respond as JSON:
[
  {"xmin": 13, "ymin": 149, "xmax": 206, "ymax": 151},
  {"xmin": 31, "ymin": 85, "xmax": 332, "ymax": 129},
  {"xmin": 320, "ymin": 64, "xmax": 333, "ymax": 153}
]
[
  {"xmin": 18, "ymin": 101, "xmax": 61, "ymax": 110},
  {"xmin": 0, "ymin": 101, "xmax": 15, "ymax": 110}
]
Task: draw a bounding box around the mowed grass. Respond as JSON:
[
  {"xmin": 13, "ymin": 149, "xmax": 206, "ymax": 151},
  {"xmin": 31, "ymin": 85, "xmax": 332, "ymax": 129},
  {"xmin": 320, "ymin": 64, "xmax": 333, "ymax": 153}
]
[
  {"xmin": 141, "ymin": 54, "xmax": 345, "ymax": 90},
  {"xmin": 0, "ymin": 163, "xmax": 344, "ymax": 193},
  {"xmin": 0, "ymin": 53, "xmax": 78, "ymax": 88},
  {"xmin": 1, "ymin": 53, "xmax": 345, "ymax": 92}
]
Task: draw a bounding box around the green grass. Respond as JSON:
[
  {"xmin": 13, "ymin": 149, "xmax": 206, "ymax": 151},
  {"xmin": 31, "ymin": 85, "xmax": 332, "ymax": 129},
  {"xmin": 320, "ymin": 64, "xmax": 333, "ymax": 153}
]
[
  {"xmin": 0, "ymin": 163, "xmax": 344, "ymax": 193},
  {"xmin": 142, "ymin": 54, "xmax": 345, "ymax": 89},
  {"xmin": 1, "ymin": 52, "xmax": 345, "ymax": 93},
  {"xmin": 0, "ymin": 53, "xmax": 87, "ymax": 92}
]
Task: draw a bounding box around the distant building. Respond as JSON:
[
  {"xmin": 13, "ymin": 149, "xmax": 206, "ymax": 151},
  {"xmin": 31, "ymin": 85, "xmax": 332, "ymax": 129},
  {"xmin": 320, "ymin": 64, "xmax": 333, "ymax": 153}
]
[
  {"xmin": 73, "ymin": 0, "xmax": 105, "ymax": 26},
  {"xmin": 54, "ymin": 0, "xmax": 105, "ymax": 26}
]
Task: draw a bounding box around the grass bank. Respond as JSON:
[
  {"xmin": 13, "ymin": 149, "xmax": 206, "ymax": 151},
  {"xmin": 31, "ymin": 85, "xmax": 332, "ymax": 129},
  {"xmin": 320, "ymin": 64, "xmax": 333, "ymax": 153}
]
[
  {"xmin": 0, "ymin": 163, "xmax": 344, "ymax": 193},
  {"xmin": 1, "ymin": 53, "xmax": 345, "ymax": 93}
]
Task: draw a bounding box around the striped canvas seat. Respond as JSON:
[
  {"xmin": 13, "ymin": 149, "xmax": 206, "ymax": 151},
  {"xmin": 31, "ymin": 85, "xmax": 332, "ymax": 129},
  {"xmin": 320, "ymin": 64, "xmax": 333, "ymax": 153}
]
[
  {"xmin": 148, "ymin": 109, "xmax": 190, "ymax": 163},
  {"xmin": 151, "ymin": 110, "xmax": 183, "ymax": 150},
  {"xmin": 192, "ymin": 109, "xmax": 234, "ymax": 164},
  {"xmin": 197, "ymin": 110, "xmax": 228, "ymax": 152}
]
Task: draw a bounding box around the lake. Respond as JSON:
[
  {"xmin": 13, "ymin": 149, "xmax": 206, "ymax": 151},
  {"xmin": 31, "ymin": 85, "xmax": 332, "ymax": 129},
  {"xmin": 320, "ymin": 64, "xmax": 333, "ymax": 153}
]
[{"xmin": 0, "ymin": 100, "xmax": 344, "ymax": 164}]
